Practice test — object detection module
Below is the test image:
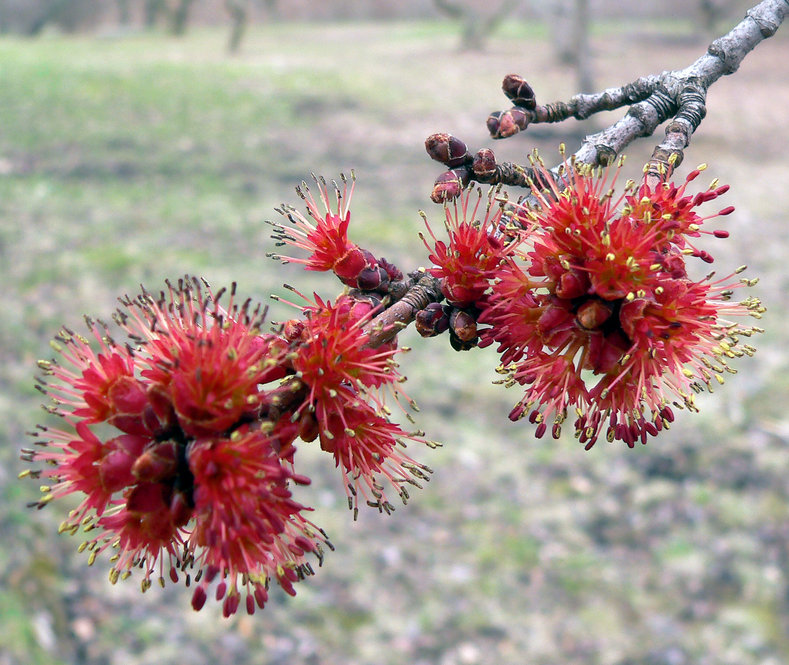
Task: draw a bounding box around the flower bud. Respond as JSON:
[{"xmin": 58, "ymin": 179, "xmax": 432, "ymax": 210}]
[
  {"xmin": 131, "ymin": 440, "xmax": 178, "ymax": 483},
  {"xmin": 415, "ymin": 302, "xmax": 450, "ymax": 337},
  {"xmin": 486, "ymin": 111, "xmax": 502, "ymax": 137},
  {"xmin": 472, "ymin": 148, "xmax": 497, "ymax": 179},
  {"xmin": 449, "ymin": 308, "xmax": 477, "ymax": 343},
  {"xmin": 356, "ymin": 266, "xmax": 389, "ymax": 292},
  {"xmin": 576, "ymin": 299, "xmax": 613, "ymax": 330},
  {"xmin": 430, "ymin": 168, "xmax": 470, "ymax": 203},
  {"xmin": 98, "ymin": 434, "xmax": 148, "ymax": 492},
  {"xmin": 502, "ymin": 74, "xmax": 536, "ymax": 109},
  {"xmin": 425, "ymin": 133, "xmax": 469, "ymax": 167},
  {"xmin": 495, "ymin": 109, "xmax": 529, "ymax": 138}
]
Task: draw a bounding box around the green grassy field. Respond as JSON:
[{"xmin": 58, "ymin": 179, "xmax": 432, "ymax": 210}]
[{"xmin": 2, "ymin": 19, "xmax": 789, "ymax": 665}]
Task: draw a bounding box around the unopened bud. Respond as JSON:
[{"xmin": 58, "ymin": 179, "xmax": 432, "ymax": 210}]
[
  {"xmin": 486, "ymin": 111, "xmax": 502, "ymax": 137},
  {"xmin": 356, "ymin": 266, "xmax": 389, "ymax": 292},
  {"xmin": 449, "ymin": 309, "xmax": 477, "ymax": 342},
  {"xmin": 415, "ymin": 302, "xmax": 450, "ymax": 338},
  {"xmin": 495, "ymin": 109, "xmax": 529, "ymax": 138},
  {"xmin": 472, "ymin": 148, "xmax": 497, "ymax": 179},
  {"xmin": 131, "ymin": 440, "xmax": 178, "ymax": 483},
  {"xmin": 425, "ymin": 133, "xmax": 469, "ymax": 167},
  {"xmin": 502, "ymin": 74, "xmax": 536, "ymax": 109},
  {"xmin": 430, "ymin": 168, "xmax": 470, "ymax": 203}
]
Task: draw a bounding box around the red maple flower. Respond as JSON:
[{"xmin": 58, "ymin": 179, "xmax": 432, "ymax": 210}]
[
  {"xmin": 479, "ymin": 156, "xmax": 763, "ymax": 448},
  {"xmin": 187, "ymin": 426, "xmax": 328, "ymax": 616},
  {"xmin": 24, "ymin": 277, "xmax": 331, "ymax": 616},
  {"xmin": 120, "ymin": 278, "xmax": 284, "ymax": 437},
  {"xmin": 422, "ymin": 186, "xmax": 518, "ymax": 307},
  {"xmin": 315, "ymin": 396, "xmax": 433, "ymax": 513},
  {"xmin": 625, "ymin": 164, "xmax": 735, "ymax": 262},
  {"xmin": 290, "ymin": 294, "xmax": 399, "ymax": 404},
  {"xmin": 39, "ymin": 322, "xmax": 150, "ymax": 435},
  {"xmin": 270, "ymin": 173, "xmax": 372, "ymax": 283}
]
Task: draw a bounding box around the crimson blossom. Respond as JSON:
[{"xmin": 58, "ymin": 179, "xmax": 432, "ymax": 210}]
[
  {"xmin": 24, "ymin": 262, "xmax": 434, "ymax": 614},
  {"xmin": 423, "ymin": 155, "xmax": 764, "ymax": 448},
  {"xmin": 23, "ymin": 278, "xmax": 332, "ymax": 616}
]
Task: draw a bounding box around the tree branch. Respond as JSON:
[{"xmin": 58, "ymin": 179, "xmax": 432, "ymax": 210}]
[
  {"xmin": 437, "ymin": 0, "xmax": 788, "ymax": 192},
  {"xmin": 375, "ymin": 0, "xmax": 788, "ymax": 346}
]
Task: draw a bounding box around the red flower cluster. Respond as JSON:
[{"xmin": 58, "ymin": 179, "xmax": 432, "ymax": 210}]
[
  {"xmin": 24, "ymin": 275, "xmax": 432, "ymax": 616},
  {"xmin": 270, "ymin": 173, "xmax": 402, "ymax": 292},
  {"xmin": 423, "ymin": 156, "xmax": 763, "ymax": 448}
]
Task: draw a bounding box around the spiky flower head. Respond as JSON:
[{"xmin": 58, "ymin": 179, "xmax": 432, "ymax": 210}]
[
  {"xmin": 433, "ymin": 153, "xmax": 764, "ymax": 448},
  {"xmin": 23, "ymin": 277, "xmax": 327, "ymax": 615}
]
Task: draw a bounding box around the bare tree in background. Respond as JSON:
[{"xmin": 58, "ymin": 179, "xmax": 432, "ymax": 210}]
[
  {"xmin": 432, "ymin": 0, "xmax": 521, "ymax": 51},
  {"xmin": 116, "ymin": 0, "xmax": 131, "ymax": 26},
  {"xmin": 168, "ymin": 0, "xmax": 196, "ymax": 35},
  {"xmin": 543, "ymin": 0, "xmax": 594, "ymax": 92},
  {"xmin": 144, "ymin": 0, "xmax": 166, "ymax": 27},
  {"xmin": 225, "ymin": 0, "xmax": 248, "ymax": 52}
]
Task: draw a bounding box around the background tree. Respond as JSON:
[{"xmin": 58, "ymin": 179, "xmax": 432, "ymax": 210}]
[
  {"xmin": 432, "ymin": 0, "xmax": 521, "ymax": 50},
  {"xmin": 225, "ymin": 0, "xmax": 248, "ymax": 53}
]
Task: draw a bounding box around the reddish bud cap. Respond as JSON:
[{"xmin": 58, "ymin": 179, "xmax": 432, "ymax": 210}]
[
  {"xmin": 472, "ymin": 148, "xmax": 497, "ymax": 179},
  {"xmin": 98, "ymin": 434, "xmax": 148, "ymax": 492},
  {"xmin": 576, "ymin": 299, "xmax": 613, "ymax": 330},
  {"xmin": 486, "ymin": 111, "xmax": 502, "ymax": 137},
  {"xmin": 449, "ymin": 308, "xmax": 478, "ymax": 342},
  {"xmin": 555, "ymin": 269, "xmax": 590, "ymax": 299},
  {"xmin": 502, "ymin": 74, "xmax": 536, "ymax": 109},
  {"xmin": 430, "ymin": 169, "xmax": 470, "ymax": 203},
  {"xmin": 415, "ymin": 302, "xmax": 450, "ymax": 338},
  {"xmin": 132, "ymin": 440, "xmax": 178, "ymax": 483},
  {"xmin": 495, "ymin": 109, "xmax": 529, "ymax": 138},
  {"xmin": 169, "ymin": 489, "xmax": 193, "ymax": 527},
  {"xmin": 425, "ymin": 133, "xmax": 469, "ymax": 167}
]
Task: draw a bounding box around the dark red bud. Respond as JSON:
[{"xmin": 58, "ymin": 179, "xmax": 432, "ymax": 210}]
[
  {"xmin": 472, "ymin": 148, "xmax": 497, "ymax": 179},
  {"xmin": 297, "ymin": 410, "xmax": 320, "ymax": 443},
  {"xmin": 430, "ymin": 168, "xmax": 470, "ymax": 203},
  {"xmin": 356, "ymin": 266, "xmax": 383, "ymax": 291},
  {"xmin": 449, "ymin": 309, "xmax": 477, "ymax": 342},
  {"xmin": 576, "ymin": 299, "xmax": 613, "ymax": 330},
  {"xmin": 495, "ymin": 109, "xmax": 529, "ymax": 138},
  {"xmin": 282, "ymin": 318, "xmax": 306, "ymax": 342},
  {"xmin": 415, "ymin": 302, "xmax": 450, "ymax": 337},
  {"xmin": 169, "ymin": 489, "xmax": 192, "ymax": 527},
  {"xmin": 98, "ymin": 434, "xmax": 148, "ymax": 492},
  {"xmin": 425, "ymin": 133, "xmax": 469, "ymax": 167},
  {"xmin": 502, "ymin": 74, "xmax": 536, "ymax": 109},
  {"xmin": 555, "ymin": 269, "xmax": 590, "ymax": 299},
  {"xmin": 486, "ymin": 111, "xmax": 502, "ymax": 137},
  {"xmin": 131, "ymin": 440, "xmax": 178, "ymax": 483},
  {"xmin": 146, "ymin": 383, "xmax": 176, "ymax": 431},
  {"xmin": 713, "ymin": 229, "xmax": 729, "ymax": 238},
  {"xmin": 125, "ymin": 482, "xmax": 167, "ymax": 514}
]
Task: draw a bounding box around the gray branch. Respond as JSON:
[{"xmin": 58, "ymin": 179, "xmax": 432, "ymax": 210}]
[{"xmin": 485, "ymin": 0, "xmax": 788, "ymax": 175}]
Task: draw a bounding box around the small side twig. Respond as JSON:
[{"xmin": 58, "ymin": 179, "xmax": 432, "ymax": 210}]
[{"xmin": 429, "ymin": 0, "xmax": 788, "ymax": 196}]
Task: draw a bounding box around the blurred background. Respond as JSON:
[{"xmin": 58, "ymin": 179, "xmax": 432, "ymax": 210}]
[{"xmin": 2, "ymin": 1, "xmax": 789, "ymax": 664}]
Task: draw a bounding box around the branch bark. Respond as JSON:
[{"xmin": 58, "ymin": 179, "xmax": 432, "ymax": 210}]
[{"xmin": 377, "ymin": 0, "xmax": 788, "ymax": 346}]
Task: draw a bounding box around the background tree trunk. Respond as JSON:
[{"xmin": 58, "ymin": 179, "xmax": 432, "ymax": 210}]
[
  {"xmin": 169, "ymin": 0, "xmax": 195, "ymax": 35},
  {"xmin": 226, "ymin": 0, "xmax": 249, "ymax": 53}
]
